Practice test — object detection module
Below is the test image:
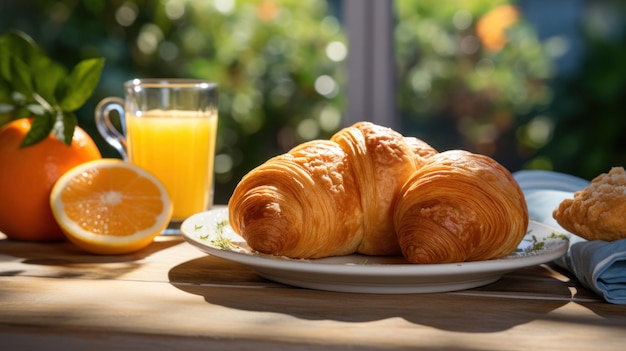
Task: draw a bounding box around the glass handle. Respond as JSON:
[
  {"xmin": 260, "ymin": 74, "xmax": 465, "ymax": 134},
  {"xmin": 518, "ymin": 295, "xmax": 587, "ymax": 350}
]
[{"xmin": 95, "ymin": 97, "xmax": 128, "ymax": 161}]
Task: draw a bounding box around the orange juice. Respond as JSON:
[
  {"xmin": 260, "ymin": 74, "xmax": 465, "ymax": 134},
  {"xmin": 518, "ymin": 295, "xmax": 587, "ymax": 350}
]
[{"xmin": 126, "ymin": 110, "xmax": 218, "ymax": 220}]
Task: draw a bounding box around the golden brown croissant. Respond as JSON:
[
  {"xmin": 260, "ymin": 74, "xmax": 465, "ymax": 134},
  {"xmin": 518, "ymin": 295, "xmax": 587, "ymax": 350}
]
[
  {"xmin": 393, "ymin": 150, "xmax": 529, "ymax": 264},
  {"xmin": 329, "ymin": 123, "xmax": 431, "ymax": 255},
  {"xmin": 228, "ymin": 122, "xmax": 435, "ymax": 258},
  {"xmin": 227, "ymin": 140, "xmax": 364, "ymax": 258}
]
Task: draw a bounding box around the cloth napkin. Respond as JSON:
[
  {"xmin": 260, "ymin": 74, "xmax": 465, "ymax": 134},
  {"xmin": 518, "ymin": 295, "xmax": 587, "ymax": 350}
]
[{"xmin": 513, "ymin": 170, "xmax": 626, "ymax": 304}]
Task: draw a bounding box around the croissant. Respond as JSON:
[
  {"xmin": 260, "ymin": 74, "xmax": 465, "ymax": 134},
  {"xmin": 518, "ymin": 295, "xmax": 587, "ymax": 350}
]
[
  {"xmin": 228, "ymin": 122, "xmax": 436, "ymax": 258},
  {"xmin": 393, "ymin": 150, "xmax": 529, "ymax": 264},
  {"xmin": 329, "ymin": 123, "xmax": 435, "ymax": 255}
]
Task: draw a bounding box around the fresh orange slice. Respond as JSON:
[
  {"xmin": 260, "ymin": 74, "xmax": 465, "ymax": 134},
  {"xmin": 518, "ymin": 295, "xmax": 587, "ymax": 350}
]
[{"xmin": 50, "ymin": 159, "xmax": 173, "ymax": 255}]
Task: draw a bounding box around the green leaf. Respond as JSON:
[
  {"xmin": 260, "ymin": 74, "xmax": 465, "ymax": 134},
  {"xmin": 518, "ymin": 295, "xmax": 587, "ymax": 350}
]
[
  {"xmin": 52, "ymin": 111, "xmax": 77, "ymax": 146},
  {"xmin": 26, "ymin": 103, "xmax": 45, "ymax": 116},
  {"xmin": 32, "ymin": 56, "xmax": 67, "ymax": 105},
  {"xmin": 0, "ymin": 113, "xmax": 10, "ymax": 127},
  {"xmin": 0, "ymin": 78, "xmax": 11, "ymax": 102},
  {"xmin": 15, "ymin": 106, "xmax": 33, "ymax": 119},
  {"xmin": 0, "ymin": 30, "xmax": 41, "ymax": 82},
  {"xmin": 0, "ymin": 30, "xmax": 105, "ymax": 145},
  {"xmin": 9, "ymin": 57, "xmax": 34, "ymax": 96},
  {"xmin": 20, "ymin": 114, "xmax": 54, "ymax": 148},
  {"xmin": 59, "ymin": 58, "xmax": 105, "ymax": 112}
]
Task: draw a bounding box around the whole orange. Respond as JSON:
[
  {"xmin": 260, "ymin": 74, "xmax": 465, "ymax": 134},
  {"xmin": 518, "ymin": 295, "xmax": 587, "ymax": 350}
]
[{"xmin": 0, "ymin": 118, "xmax": 102, "ymax": 241}]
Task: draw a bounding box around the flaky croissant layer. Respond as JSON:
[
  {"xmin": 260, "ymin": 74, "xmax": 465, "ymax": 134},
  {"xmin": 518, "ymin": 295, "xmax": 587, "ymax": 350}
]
[
  {"xmin": 393, "ymin": 150, "xmax": 529, "ymax": 264},
  {"xmin": 228, "ymin": 122, "xmax": 529, "ymax": 263},
  {"xmin": 228, "ymin": 140, "xmax": 365, "ymax": 259}
]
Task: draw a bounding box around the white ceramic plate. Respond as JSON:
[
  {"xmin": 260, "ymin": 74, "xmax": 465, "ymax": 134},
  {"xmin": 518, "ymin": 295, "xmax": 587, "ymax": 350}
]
[
  {"xmin": 181, "ymin": 208, "xmax": 569, "ymax": 294},
  {"xmin": 513, "ymin": 169, "xmax": 592, "ymax": 250}
]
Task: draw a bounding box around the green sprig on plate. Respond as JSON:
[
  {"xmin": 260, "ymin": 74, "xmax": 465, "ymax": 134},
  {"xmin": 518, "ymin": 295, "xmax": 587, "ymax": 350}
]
[{"xmin": 198, "ymin": 219, "xmax": 236, "ymax": 250}]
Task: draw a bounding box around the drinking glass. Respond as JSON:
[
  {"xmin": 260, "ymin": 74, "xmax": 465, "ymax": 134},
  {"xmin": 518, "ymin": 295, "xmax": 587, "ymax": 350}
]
[{"xmin": 95, "ymin": 78, "xmax": 218, "ymax": 233}]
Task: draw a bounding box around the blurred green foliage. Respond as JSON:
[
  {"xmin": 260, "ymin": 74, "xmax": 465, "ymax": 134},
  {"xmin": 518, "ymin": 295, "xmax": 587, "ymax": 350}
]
[
  {"xmin": 395, "ymin": 0, "xmax": 625, "ymax": 178},
  {"xmin": 0, "ymin": 0, "xmax": 345, "ymax": 204},
  {"xmin": 530, "ymin": 0, "xmax": 626, "ymax": 179},
  {"xmin": 395, "ymin": 0, "xmax": 554, "ymax": 171},
  {"xmin": 1, "ymin": 0, "xmax": 624, "ymax": 204}
]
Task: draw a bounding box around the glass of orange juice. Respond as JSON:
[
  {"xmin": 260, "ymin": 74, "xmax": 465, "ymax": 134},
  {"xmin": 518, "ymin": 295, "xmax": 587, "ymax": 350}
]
[{"xmin": 95, "ymin": 79, "xmax": 218, "ymax": 233}]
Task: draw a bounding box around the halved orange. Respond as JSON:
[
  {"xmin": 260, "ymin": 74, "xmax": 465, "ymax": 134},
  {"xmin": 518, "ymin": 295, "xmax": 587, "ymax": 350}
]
[{"xmin": 50, "ymin": 159, "xmax": 173, "ymax": 255}]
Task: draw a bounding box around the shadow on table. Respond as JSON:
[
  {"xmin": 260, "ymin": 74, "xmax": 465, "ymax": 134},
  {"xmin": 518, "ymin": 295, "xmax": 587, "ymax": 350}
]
[
  {"xmin": 578, "ymin": 300, "xmax": 626, "ymax": 322},
  {"xmin": 169, "ymin": 255, "xmax": 576, "ymax": 333},
  {"xmin": 0, "ymin": 235, "xmax": 183, "ymax": 280}
]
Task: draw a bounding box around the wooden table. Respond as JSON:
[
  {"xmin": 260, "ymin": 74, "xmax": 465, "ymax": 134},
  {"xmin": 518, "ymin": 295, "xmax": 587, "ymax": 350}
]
[{"xmin": 1, "ymin": 231, "xmax": 626, "ymax": 351}]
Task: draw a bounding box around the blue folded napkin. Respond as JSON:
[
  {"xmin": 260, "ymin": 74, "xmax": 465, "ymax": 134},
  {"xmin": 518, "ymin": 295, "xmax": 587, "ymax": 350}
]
[
  {"xmin": 514, "ymin": 170, "xmax": 626, "ymax": 304},
  {"xmin": 561, "ymin": 239, "xmax": 626, "ymax": 304}
]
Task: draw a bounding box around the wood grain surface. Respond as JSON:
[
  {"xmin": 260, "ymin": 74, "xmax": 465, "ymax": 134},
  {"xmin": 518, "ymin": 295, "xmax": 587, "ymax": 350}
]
[{"xmin": 1, "ymin": 233, "xmax": 626, "ymax": 350}]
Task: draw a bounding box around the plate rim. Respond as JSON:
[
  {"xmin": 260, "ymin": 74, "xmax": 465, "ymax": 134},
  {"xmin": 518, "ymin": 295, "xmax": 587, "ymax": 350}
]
[{"xmin": 181, "ymin": 207, "xmax": 569, "ymax": 279}]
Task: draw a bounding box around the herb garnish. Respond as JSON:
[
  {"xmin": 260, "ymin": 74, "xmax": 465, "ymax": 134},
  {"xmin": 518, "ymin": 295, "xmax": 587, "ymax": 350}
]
[{"xmin": 198, "ymin": 219, "xmax": 237, "ymax": 250}]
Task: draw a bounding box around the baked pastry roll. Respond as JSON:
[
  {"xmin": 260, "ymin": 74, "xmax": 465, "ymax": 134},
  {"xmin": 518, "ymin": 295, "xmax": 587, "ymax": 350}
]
[
  {"xmin": 553, "ymin": 167, "xmax": 626, "ymax": 241},
  {"xmin": 227, "ymin": 140, "xmax": 364, "ymax": 258},
  {"xmin": 330, "ymin": 122, "xmax": 431, "ymax": 255},
  {"xmin": 228, "ymin": 122, "xmax": 436, "ymax": 258},
  {"xmin": 393, "ymin": 150, "xmax": 529, "ymax": 264}
]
